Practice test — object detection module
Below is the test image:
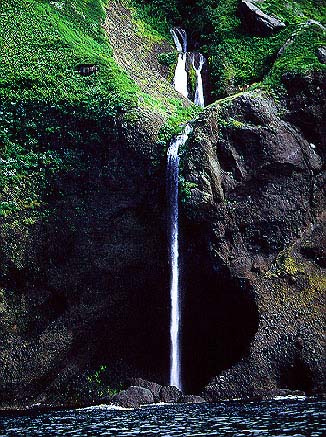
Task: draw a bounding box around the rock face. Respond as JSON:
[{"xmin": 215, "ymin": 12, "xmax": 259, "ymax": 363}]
[
  {"xmin": 112, "ymin": 386, "xmax": 154, "ymax": 408},
  {"xmin": 160, "ymin": 386, "xmax": 182, "ymax": 403},
  {"xmin": 0, "ymin": 111, "xmax": 170, "ymax": 409},
  {"xmin": 282, "ymin": 71, "xmax": 326, "ymax": 161},
  {"xmin": 129, "ymin": 378, "xmax": 162, "ymax": 402},
  {"xmin": 1, "ymin": 71, "xmax": 324, "ymax": 407},
  {"xmin": 238, "ymin": 1, "xmax": 286, "ymax": 36},
  {"xmin": 317, "ymin": 47, "xmax": 326, "ymax": 64},
  {"xmin": 180, "ymin": 71, "xmax": 326, "ymax": 399}
]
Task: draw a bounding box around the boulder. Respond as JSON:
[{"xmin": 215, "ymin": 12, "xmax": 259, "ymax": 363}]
[
  {"xmin": 111, "ymin": 386, "xmax": 154, "ymax": 408},
  {"xmin": 160, "ymin": 386, "xmax": 182, "ymax": 403},
  {"xmin": 179, "ymin": 395, "xmax": 206, "ymax": 404},
  {"xmin": 238, "ymin": 0, "xmax": 286, "ymax": 36},
  {"xmin": 129, "ymin": 378, "xmax": 162, "ymax": 402},
  {"xmin": 317, "ymin": 47, "xmax": 326, "ymax": 64}
]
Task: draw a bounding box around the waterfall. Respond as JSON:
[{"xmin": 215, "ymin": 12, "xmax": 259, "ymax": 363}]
[
  {"xmin": 193, "ymin": 53, "xmax": 205, "ymax": 108},
  {"xmin": 171, "ymin": 28, "xmax": 206, "ymax": 107},
  {"xmin": 167, "ymin": 124, "xmax": 192, "ymax": 390},
  {"xmin": 170, "ymin": 28, "xmax": 188, "ymax": 99}
]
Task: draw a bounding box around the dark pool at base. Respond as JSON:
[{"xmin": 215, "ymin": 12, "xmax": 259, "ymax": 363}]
[{"xmin": 0, "ymin": 397, "xmax": 325, "ymax": 436}]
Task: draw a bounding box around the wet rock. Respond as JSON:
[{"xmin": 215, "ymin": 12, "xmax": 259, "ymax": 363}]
[
  {"xmin": 317, "ymin": 47, "xmax": 326, "ymax": 64},
  {"xmin": 129, "ymin": 378, "xmax": 162, "ymax": 402},
  {"xmin": 179, "ymin": 395, "xmax": 206, "ymax": 404},
  {"xmin": 160, "ymin": 386, "xmax": 182, "ymax": 403},
  {"xmin": 111, "ymin": 386, "xmax": 154, "ymax": 408},
  {"xmin": 238, "ymin": 0, "xmax": 286, "ymax": 36}
]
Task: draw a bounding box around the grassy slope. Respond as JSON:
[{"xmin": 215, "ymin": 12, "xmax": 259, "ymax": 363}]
[
  {"xmin": 0, "ymin": 0, "xmax": 138, "ymax": 110},
  {"xmin": 0, "ymin": 0, "xmax": 197, "ymax": 219}
]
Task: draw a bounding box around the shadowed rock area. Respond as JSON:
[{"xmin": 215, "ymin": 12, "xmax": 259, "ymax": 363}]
[{"xmin": 0, "ymin": 111, "xmax": 171, "ymax": 409}]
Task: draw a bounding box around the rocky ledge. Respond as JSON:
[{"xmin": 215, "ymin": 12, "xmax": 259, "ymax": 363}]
[{"xmin": 111, "ymin": 379, "xmax": 205, "ymax": 408}]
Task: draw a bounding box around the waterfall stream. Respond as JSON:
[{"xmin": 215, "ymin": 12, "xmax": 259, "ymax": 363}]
[
  {"xmin": 170, "ymin": 28, "xmax": 205, "ymax": 107},
  {"xmin": 167, "ymin": 124, "xmax": 192, "ymax": 390},
  {"xmin": 193, "ymin": 53, "xmax": 205, "ymax": 107},
  {"xmin": 170, "ymin": 28, "xmax": 188, "ymax": 99},
  {"xmin": 167, "ymin": 28, "xmax": 204, "ymax": 390}
]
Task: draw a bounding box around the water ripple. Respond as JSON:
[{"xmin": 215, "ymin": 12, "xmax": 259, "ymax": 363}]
[{"xmin": 0, "ymin": 398, "xmax": 325, "ymax": 436}]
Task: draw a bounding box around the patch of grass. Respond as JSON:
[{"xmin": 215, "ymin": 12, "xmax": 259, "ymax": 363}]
[
  {"xmin": 0, "ymin": 0, "xmax": 138, "ymax": 110},
  {"xmin": 266, "ymin": 22, "xmax": 326, "ymax": 87},
  {"xmin": 128, "ymin": 0, "xmax": 179, "ymax": 38}
]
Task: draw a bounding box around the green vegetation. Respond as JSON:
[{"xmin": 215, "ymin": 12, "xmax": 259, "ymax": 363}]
[
  {"xmin": 87, "ymin": 365, "xmax": 122, "ymax": 397},
  {"xmin": 0, "ymin": 0, "xmax": 138, "ymax": 110},
  {"xmin": 179, "ymin": 176, "xmax": 198, "ymax": 204},
  {"xmin": 131, "ymin": 0, "xmax": 326, "ymax": 98},
  {"xmin": 0, "ymin": 0, "xmax": 325, "ymax": 221},
  {"xmin": 267, "ymin": 22, "xmax": 326, "ymax": 88},
  {"xmin": 129, "ymin": 0, "xmax": 179, "ymax": 37},
  {"xmin": 157, "ymin": 52, "xmax": 178, "ymax": 66},
  {"xmin": 0, "ymin": 0, "xmax": 131, "ymax": 220},
  {"xmin": 0, "ymin": 0, "xmax": 197, "ymax": 222}
]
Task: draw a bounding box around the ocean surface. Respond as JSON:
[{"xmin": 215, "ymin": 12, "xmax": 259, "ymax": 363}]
[{"xmin": 0, "ymin": 397, "xmax": 325, "ymax": 436}]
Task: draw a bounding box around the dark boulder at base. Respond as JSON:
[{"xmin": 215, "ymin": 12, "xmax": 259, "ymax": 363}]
[
  {"xmin": 238, "ymin": 0, "xmax": 286, "ymax": 36},
  {"xmin": 111, "ymin": 386, "xmax": 154, "ymax": 408},
  {"xmin": 129, "ymin": 378, "xmax": 162, "ymax": 402},
  {"xmin": 160, "ymin": 386, "xmax": 182, "ymax": 403},
  {"xmin": 179, "ymin": 395, "xmax": 206, "ymax": 404}
]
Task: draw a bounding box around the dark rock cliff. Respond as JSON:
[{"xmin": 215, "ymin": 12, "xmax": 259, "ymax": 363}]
[
  {"xmin": 0, "ymin": 113, "xmax": 171, "ymax": 409},
  {"xmin": 1, "ymin": 71, "xmax": 324, "ymax": 409},
  {"xmin": 180, "ymin": 71, "xmax": 326, "ymax": 398}
]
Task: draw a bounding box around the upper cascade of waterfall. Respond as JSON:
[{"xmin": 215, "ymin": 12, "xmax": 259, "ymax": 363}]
[
  {"xmin": 192, "ymin": 53, "xmax": 205, "ymax": 108},
  {"xmin": 171, "ymin": 28, "xmax": 189, "ymax": 99},
  {"xmin": 170, "ymin": 28, "xmax": 205, "ymax": 106},
  {"xmin": 170, "ymin": 28, "xmax": 187, "ymax": 53}
]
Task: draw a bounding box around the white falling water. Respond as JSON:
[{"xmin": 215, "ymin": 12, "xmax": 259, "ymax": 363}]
[
  {"xmin": 193, "ymin": 53, "xmax": 205, "ymax": 107},
  {"xmin": 170, "ymin": 28, "xmax": 188, "ymax": 99},
  {"xmin": 167, "ymin": 124, "xmax": 192, "ymax": 390}
]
